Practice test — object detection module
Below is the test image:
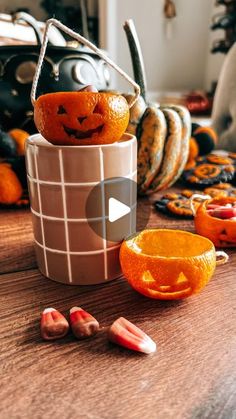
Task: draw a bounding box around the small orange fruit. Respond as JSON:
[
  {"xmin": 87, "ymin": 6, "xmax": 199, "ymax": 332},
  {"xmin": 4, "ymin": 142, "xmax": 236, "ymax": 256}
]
[
  {"xmin": 34, "ymin": 92, "xmax": 130, "ymax": 146},
  {"xmin": 0, "ymin": 163, "xmax": 23, "ymax": 204},
  {"xmin": 188, "ymin": 137, "xmax": 199, "ymax": 160},
  {"xmin": 120, "ymin": 229, "xmax": 217, "ymax": 300},
  {"xmin": 8, "ymin": 129, "xmax": 29, "ymax": 156}
]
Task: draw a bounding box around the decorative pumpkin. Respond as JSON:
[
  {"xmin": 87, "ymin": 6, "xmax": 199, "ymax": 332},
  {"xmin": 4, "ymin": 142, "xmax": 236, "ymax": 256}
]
[
  {"xmin": 34, "ymin": 91, "xmax": 130, "ymax": 146},
  {"xmin": 0, "ymin": 163, "xmax": 23, "ymax": 205},
  {"xmin": 185, "ymin": 137, "xmax": 199, "ymax": 169},
  {"xmin": 0, "ymin": 128, "xmax": 28, "ymax": 206},
  {"xmin": 193, "ymin": 125, "xmax": 218, "ymax": 155},
  {"xmin": 184, "ymin": 123, "xmax": 218, "ymax": 171},
  {"xmin": 123, "ymin": 20, "xmax": 191, "ymax": 194},
  {"xmin": 120, "ymin": 229, "xmax": 223, "ymax": 300},
  {"xmin": 142, "ymin": 107, "xmax": 182, "ymax": 194},
  {"xmin": 194, "ymin": 196, "xmax": 236, "ymax": 247},
  {"xmin": 136, "ymin": 105, "xmax": 167, "ymax": 190},
  {"xmin": 123, "ymin": 96, "xmax": 191, "ymax": 194},
  {"xmin": 122, "ymin": 93, "xmax": 146, "ymax": 136}
]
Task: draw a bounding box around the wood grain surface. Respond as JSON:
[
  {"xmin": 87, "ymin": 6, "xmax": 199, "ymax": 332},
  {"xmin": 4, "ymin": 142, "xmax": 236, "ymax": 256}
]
[{"xmin": 1, "ymin": 192, "xmax": 236, "ymax": 419}]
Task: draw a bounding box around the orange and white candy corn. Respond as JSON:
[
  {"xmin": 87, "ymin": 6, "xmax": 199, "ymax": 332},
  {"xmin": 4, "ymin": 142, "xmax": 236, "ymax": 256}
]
[
  {"xmin": 108, "ymin": 317, "xmax": 156, "ymax": 354},
  {"xmin": 40, "ymin": 308, "xmax": 69, "ymax": 340},
  {"xmin": 69, "ymin": 307, "xmax": 99, "ymax": 339}
]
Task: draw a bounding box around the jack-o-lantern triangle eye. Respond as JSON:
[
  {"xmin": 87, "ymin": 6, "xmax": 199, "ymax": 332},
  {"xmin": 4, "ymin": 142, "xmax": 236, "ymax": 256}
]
[{"xmin": 57, "ymin": 105, "xmax": 67, "ymax": 114}]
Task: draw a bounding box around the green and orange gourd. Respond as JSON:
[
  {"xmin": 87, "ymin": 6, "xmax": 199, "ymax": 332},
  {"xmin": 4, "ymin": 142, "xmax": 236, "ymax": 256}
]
[
  {"xmin": 123, "ymin": 20, "xmax": 218, "ymax": 195},
  {"xmin": 123, "ymin": 20, "xmax": 191, "ymax": 195}
]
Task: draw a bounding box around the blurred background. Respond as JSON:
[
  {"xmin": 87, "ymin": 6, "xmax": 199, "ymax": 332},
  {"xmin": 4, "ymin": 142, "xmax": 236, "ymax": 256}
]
[{"xmin": 0, "ymin": 0, "xmax": 227, "ymax": 94}]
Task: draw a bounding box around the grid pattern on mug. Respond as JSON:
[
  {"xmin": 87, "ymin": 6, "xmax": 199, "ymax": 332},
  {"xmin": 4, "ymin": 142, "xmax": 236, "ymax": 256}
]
[{"xmin": 28, "ymin": 141, "xmax": 137, "ymax": 284}]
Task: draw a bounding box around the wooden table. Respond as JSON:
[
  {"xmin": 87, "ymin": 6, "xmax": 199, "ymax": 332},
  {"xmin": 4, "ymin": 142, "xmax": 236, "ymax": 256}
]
[{"xmin": 1, "ymin": 192, "xmax": 236, "ymax": 419}]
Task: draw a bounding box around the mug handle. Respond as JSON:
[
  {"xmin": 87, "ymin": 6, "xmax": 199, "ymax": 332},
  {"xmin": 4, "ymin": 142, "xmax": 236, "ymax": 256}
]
[
  {"xmin": 216, "ymin": 251, "xmax": 229, "ymax": 266},
  {"xmin": 31, "ymin": 18, "xmax": 140, "ymax": 108}
]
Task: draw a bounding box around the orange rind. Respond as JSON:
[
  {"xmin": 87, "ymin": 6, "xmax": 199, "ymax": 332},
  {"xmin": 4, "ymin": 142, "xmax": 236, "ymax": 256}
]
[
  {"xmin": 34, "ymin": 91, "xmax": 129, "ymax": 146},
  {"xmin": 120, "ymin": 229, "xmax": 217, "ymax": 300},
  {"xmin": 194, "ymin": 196, "xmax": 236, "ymax": 247}
]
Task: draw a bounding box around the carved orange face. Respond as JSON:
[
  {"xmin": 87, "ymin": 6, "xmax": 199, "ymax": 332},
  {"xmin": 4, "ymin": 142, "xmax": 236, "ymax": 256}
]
[
  {"xmin": 120, "ymin": 229, "xmax": 216, "ymax": 300},
  {"xmin": 34, "ymin": 92, "xmax": 129, "ymax": 146},
  {"xmin": 194, "ymin": 197, "xmax": 236, "ymax": 247}
]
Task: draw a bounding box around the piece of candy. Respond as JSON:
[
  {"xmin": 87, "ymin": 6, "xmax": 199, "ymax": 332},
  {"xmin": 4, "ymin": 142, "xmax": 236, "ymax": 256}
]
[
  {"xmin": 108, "ymin": 317, "xmax": 156, "ymax": 354},
  {"xmin": 207, "ymin": 207, "xmax": 236, "ymax": 219},
  {"xmin": 69, "ymin": 307, "xmax": 99, "ymax": 339},
  {"xmin": 207, "ymin": 204, "xmax": 225, "ymax": 210},
  {"xmin": 40, "ymin": 308, "xmax": 69, "ymax": 340}
]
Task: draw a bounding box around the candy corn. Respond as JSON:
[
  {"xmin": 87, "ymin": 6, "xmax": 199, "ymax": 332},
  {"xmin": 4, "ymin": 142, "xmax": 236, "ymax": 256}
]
[
  {"xmin": 40, "ymin": 308, "xmax": 69, "ymax": 340},
  {"xmin": 108, "ymin": 317, "xmax": 156, "ymax": 354},
  {"xmin": 69, "ymin": 307, "xmax": 99, "ymax": 339}
]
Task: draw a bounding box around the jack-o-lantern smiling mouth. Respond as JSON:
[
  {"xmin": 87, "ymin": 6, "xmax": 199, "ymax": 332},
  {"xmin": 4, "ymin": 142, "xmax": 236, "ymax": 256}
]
[
  {"xmin": 63, "ymin": 124, "xmax": 104, "ymax": 140},
  {"xmin": 140, "ymin": 270, "xmax": 192, "ymax": 298}
]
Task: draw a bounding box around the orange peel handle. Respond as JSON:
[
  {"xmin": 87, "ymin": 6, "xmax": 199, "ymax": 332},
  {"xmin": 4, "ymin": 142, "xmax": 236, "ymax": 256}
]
[
  {"xmin": 215, "ymin": 251, "xmax": 229, "ymax": 266},
  {"xmin": 190, "ymin": 193, "xmax": 211, "ymax": 216}
]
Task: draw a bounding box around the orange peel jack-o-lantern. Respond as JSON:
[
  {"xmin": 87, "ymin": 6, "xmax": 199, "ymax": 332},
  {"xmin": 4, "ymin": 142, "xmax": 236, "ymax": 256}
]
[
  {"xmin": 193, "ymin": 196, "xmax": 236, "ymax": 248},
  {"xmin": 120, "ymin": 229, "xmax": 228, "ymax": 300},
  {"xmin": 31, "ymin": 19, "xmax": 140, "ymax": 146},
  {"xmin": 34, "ymin": 91, "xmax": 130, "ymax": 146}
]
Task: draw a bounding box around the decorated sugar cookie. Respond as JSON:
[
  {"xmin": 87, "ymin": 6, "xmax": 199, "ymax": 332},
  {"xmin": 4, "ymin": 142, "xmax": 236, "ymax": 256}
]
[
  {"xmin": 155, "ymin": 184, "xmax": 236, "ymax": 218},
  {"xmin": 182, "ymin": 151, "xmax": 235, "ymax": 187}
]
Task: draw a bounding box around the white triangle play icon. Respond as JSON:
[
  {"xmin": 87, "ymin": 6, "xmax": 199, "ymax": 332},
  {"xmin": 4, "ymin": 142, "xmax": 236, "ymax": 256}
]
[{"xmin": 108, "ymin": 197, "xmax": 131, "ymax": 223}]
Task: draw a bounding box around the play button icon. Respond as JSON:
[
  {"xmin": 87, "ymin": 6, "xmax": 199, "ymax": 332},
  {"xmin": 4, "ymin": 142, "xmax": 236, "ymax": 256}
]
[
  {"xmin": 86, "ymin": 176, "xmax": 137, "ymax": 243},
  {"xmin": 108, "ymin": 197, "xmax": 131, "ymax": 223},
  {"xmin": 85, "ymin": 176, "xmax": 151, "ymax": 242}
]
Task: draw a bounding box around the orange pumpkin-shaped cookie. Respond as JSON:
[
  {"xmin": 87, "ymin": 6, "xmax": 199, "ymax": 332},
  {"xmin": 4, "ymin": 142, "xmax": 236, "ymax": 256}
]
[
  {"xmin": 34, "ymin": 92, "xmax": 129, "ymax": 146},
  {"xmin": 194, "ymin": 196, "xmax": 236, "ymax": 247}
]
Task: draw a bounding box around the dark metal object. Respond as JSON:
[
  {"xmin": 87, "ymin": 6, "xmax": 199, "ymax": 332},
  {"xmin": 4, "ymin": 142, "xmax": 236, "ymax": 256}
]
[
  {"xmin": 212, "ymin": 0, "xmax": 236, "ymax": 55},
  {"xmin": 0, "ymin": 13, "xmax": 110, "ymax": 132},
  {"xmin": 211, "ymin": 38, "xmax": 234, "ymax": 53},
  {"xmin": 215, "ymin": 0, "xmax": 236, "ymax": 6},
  {"xmin": 211, "ymin": 13, "xmax": 236, "ymax": 30}
]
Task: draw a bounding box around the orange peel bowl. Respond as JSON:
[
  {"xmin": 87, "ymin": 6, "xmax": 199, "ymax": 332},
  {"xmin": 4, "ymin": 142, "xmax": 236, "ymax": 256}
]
[
  {"xmin": 120, "ymin": 229, "xmax": 217, "ymax": 300},
  {"xmin": 34, "ymin": 92, "xmax": 129, "ymax": 146},
  {"xmin": 194, "ymin": 196, "xmax": 236, "ymax": 248}
]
